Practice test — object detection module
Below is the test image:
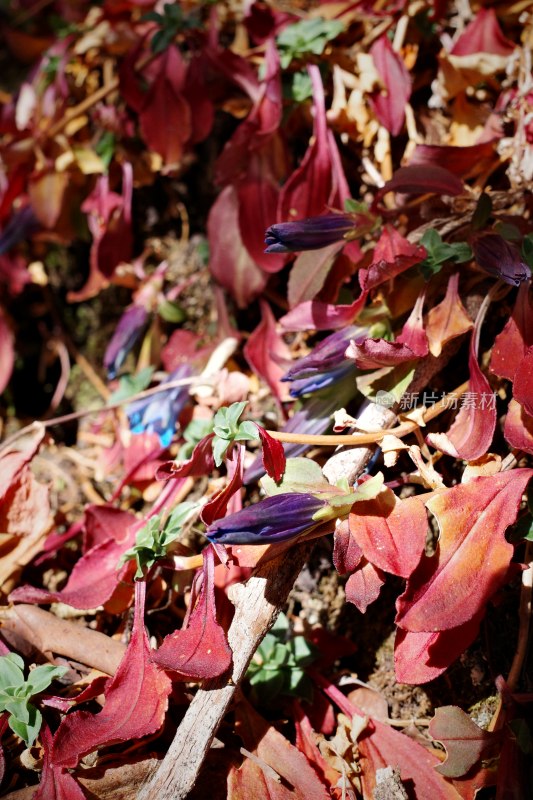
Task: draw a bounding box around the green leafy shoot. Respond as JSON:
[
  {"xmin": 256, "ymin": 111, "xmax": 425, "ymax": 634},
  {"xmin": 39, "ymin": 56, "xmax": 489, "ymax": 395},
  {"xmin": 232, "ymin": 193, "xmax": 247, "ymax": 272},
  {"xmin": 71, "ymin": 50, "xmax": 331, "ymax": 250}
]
[
  {"xmin": 120, "ymin": 501, "xmax": 200, "ymax": 578},
  {"xmin": 245, "ymin": 613, "xmax": 318, "ymax": 704},
  {"xmin": 211, "ymin": 402, "xmax": 257, "ymax": 467},
  {"xmin": 158, "ymin": 299, "xmax": 185, "ymax": 324},
  {"xmin": 276, "ymin": 18, "xmax": 345, "ymax": 69},
  {"xmin": 107, "ymin": 366, "xmax": 154, "ymax": 405},
  {"xmin": 289, "ymin": 71, "xmax": 313, "ymax": 102},
  {"xmin": 95, "ymin": 131, "xmax": 116, "ymax": 171},
  {"xmin": 0, "ymin": 653, "xmax": 67, "ymax": 747},
  {"xmin": 418, "ymin": 229, "xmax": 472, "ymax": 280},
  {"xmin": 522, "ymin": 233, "xmax": 533, "ymax": 268},
  {"xmin": 144, "ymin": 3, "xmax": 199, "ymax": 53},
  {"xmin": 178, "ymin": 417, "xmax": 214, "ymax": 461}
]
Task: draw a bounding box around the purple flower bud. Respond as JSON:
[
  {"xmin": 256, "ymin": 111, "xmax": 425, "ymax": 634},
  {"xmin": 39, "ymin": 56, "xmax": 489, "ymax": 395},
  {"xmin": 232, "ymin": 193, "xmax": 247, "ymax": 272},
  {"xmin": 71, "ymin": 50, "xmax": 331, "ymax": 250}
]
[
  {"xmin": 0, "ymin": 206, "xmax": 39, "ymax": 256},
  {"xmin": 104, "ymin": 305, "xmax": 149, "ymax": 379},
  {"xmin": 282, "ymin": 326, "xmax": 365, "ymax": 398},
  {"xmin": 472, "ymin": 233, "xmax": 531, "ymax": 287},
  {"xmin": 265, "ymin": 214, "xmax": 355, "ymax": 253},
  {"xmin": 206, "ymin": 493, "xmax": 326, "ymax": 544}
]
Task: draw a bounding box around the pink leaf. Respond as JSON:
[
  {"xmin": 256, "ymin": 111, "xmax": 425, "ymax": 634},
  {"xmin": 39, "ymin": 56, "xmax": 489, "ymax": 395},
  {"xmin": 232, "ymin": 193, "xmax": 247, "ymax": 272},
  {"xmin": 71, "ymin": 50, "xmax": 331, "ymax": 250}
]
[
  {"xmin": 490, "ymin": 282, "xmax": 533, "ymax": 381},
  {"xmin": 244, "ymin": 300, "xmax": 291, "ymax": 403},
  {"xmin": 358, "ymin": 225, "xmax": 426, "ymax": 292},
  {"xmin": 280, "ymin": 292, "xmax": 367, "ymax": 331},
  {"xmin": 207, "ymin": 185, "xmax": 267, "ymax": 308},
  {"xmin": 426, "ymin": 273, "xmax": 473, "ymax": 357},
  {"xmin": 395, "ymin": 469, "xmax": 533, "ymax": 632},
  {"xmin": 256, "ymin": 425, "xmax": 286, "ymax": 483},
  {"xmin": 287, "ymin": 241, "xmax": 345, "ymax": 308},
  {"xmin": 513, "ymin": 345, "xmax": 533, "ymax": 417},
  {"xmin": 139, "ymin": 47, "xmax": 192, "ymax": 165},
  {"xmin": 394, "ymin": 615, "xmax": 482, "ymax": 684},
  {"xmin": 429, "ymin": 705, "xmax": 500, "ymax": 778},
  {"xmin": 52, "ymin": 581, "xmax": 172, "ymax": 769},
  {"xmin": 375, "ymin": 165, "xmax": 464, "ymax": 205},
  {"xmin": 410, "ymin": 142, "xmax": 497, "ymax": 178},
  {"xmin": 369, "ymin": 35, "xmax": 411, "ymax": 136},
  {"xmin": 346, "ymin": 337, "xmax": 419, "ymax": 369},
  {"xmin": 504, "ymin": 399, "xmax": 533, "ymax": 456},
  {"xmin": 349, "ymin": 491, "xmax": 427, "ymax": 578},
  {"xmin": 278, "ymin": 65, "xmax": 333, "ymax": 221},
  {"xmin": 426, "ymin": 322, "xmax": 496, "ymax": 461},
  {"xmin": 345, "ymin": 560, "xmax": 385, "ymax": 612},
  {"xmin": 450, "ymin": 8, "xmax": 515, "ymax": 56},
  {"xmin": 153, "ymin": 546, "xmax": 232, "ymax": 679},
  {"xmin": 0, "ymin": 308, "xmax": 14, "ymax": 395},
  {"xmin": 333, "ymin": 518, "xmax": 363, "ymax": 575},
  {"xmin": 34, "ymin": 726, "xmax": 86, "ymax": 800}
]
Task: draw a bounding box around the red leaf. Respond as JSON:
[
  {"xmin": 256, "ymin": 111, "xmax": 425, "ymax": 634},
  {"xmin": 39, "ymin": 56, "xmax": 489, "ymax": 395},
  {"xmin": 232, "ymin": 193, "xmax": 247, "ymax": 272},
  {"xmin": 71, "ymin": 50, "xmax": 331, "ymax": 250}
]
[
  {"xmin": 410, "ymin": 142, "xmax": 497, "ymax": 178},
  {"xmin": 345, "ymin": 560, "xmax": 385, "ymax": 612},
  {"xmin": 34, "ymin": 726, "xmax": 86, "ymax": 800},
  {"xmin": 504, "ymin": 398, "xmax": 533, "ymax": 456},
  {"xmin": 426, "ymin": 323, "xmax": 496, "ymax": 461},
  {"xmin": 207, "ymin": 185, "xmax": 267, "ymax": 308},
  {"xmin": 395, "ymin": 470, "xmax": 533, "ymax": 632},
  {"xmin": 491, "ymin": 282, "xmax": 533, "ymax": 381},
  {"xmin": 279, "ymin": 292, "xmax": 367, "ymax": 331},
  {"xmin": 139, "ymin": 47, "xmax": 192, "ymax": 165},
  {"xmin": 292, "ymin": 701, "xmax": 342, "ymax": 790},
  {"xmin": 256, "ymin": 425, "xmax": 286, "ymax": 482},
  {"xmin": 278, "ymin": 65, "xmax": 334, "ymax": 221},
  {"xmin": 513, "ymin": 345, "xmax": 533, "ymax": 417},
  {"xmin": 375, "ymin": 165, "xmax": 464, "ymax": 205},
  {"xmin": 237, "ymin": 157, "xmax": 285, "ymax": 274},
  {"xmin": 450, "ymin": 9, "xmax": 515, "ymax": 56},
  {"xmin": 0, "ymin": 308, "xmax": 14, "ymax": 395},
  {"xmin": 333, "ymin": 518, "xmax": 363, "ymax": 575},
  {"xmin": 152, "ymin": 546, "xmax": 232, "ymax": 679},
  {"xmin": 228, "ymin": 697, "xmax": 330, "ymax": 800},
  {"xmin": 0, "ymin": 426, "xmax": 44, "ymax": 500},
  {"xmin": 349, "ymin": 491, "xmax": 427, "ymax": 578},
  {"xmin": 156, "ymin": 434, "xmax": 215, "ymax": 481},
  {"xmin": 429, "ymin": 706, "xmax": 500, "ymax": 778},
  {"xmin": 314, "ymin": 674, "xmax": 462, "ymax": 800},
  {"xmin": 359, "ymin": 225, "xmax": 426, "ymax": 292},
  {"xmin": 10, "ymin": 520, "xmax": 136, "ymax": 609},
  {"xmin": 369, "ymin": 35, "xmax": 411, "ymax": 136},
  {"xmin": 244, "ymin": 300, "xmax": 291, "ymax": 403},
  {"xmin": 426, "ymin": 273, "xmax": 473, "ymax": 357},
  {"xmin": 201, "ymin": 446, "xmax": 243, "ymax": 526},
  {"xmin": 52, "ymin": 582, "xmax": 171, "ymax": 769},
  {"xmin": 394, "ymin": 615, "xmax": 482, "ymax": 684}
]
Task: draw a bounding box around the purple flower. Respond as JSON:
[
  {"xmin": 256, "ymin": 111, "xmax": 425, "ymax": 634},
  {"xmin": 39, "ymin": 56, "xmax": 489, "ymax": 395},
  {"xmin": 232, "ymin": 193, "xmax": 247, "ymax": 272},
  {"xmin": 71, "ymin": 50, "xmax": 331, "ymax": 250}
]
[
  {"xmin": 206, "ymin": 493, "xmax": 326, "ymax": 545},
  {"xmin": 472, "ymin": 233, "xmax": 531, "ymax": 286},
  {"xmin": 126, "ymin": 364, "xmax": 192, "ymax": 447},
  {"xmin": 0, "ymin": 206, "xmax": 39, "ymax": 256},
  {"xmin": 283, "ymin": 326, "xmax": 365, "ymax": 398},
  {"xmin": 265, "ymin": 213, "xmax": 355, "ymax": 253},
  {"xmin": 104, "ymin": 305, "xmax": 149, "ymax": 379}
]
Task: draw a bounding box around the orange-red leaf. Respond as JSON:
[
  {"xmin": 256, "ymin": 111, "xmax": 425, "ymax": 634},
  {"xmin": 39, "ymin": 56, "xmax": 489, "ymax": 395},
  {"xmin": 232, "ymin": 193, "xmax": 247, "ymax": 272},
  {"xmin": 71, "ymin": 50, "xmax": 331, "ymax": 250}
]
[
  {"xmin": 426, "ymin": 273, "xmax": 473, "ymax": 357},
  {"xmin": 396, "ymin": 469, "xmax": 533, "ymax": 632}
]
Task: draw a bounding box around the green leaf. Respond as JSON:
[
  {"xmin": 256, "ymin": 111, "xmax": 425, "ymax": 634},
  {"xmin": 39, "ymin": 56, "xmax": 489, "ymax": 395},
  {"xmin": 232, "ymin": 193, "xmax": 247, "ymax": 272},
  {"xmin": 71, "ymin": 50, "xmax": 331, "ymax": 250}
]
[
  {"xmin": 494, "ymin": 221, "xmax": 521, "ymax": 242},
  {"xmin": 235, "ymin": 420, "xmax": 259, "ymax": 441},
  {"xmin": 290, "ymin": 71, "xmax": 313, "ymax": 102},
  {"xmin": 0, "ymin": 654, "xmax": 25, "ymax": 691},
  {"xmin": 471, "ymin": 193, "xmax": 492, "ymax": 231},
  {"xmin": 212, "ymin": 436, "xmax": 230, "ymax": 468},
  {"xmin": 261, "ymin": 457, "xmax": 329, "ymax": 496},
  {"xmin": 9, "ymin": 703, "xmax": 42, "ymax": 748},
  {"xmin": 25, "ymin": 665, "xmax": 68, "ymax": 696},
  {"xmin": 120, "ymin": 503, "xmax": 199, "ymax": 577},
  {"xmin": 419, "ymin": 229, "xmax": 472, "ymax": 279},
  {"xmin": 158, "ymin": 299, "xmax": 185, "ymax": 324},
  {"xmin": 178, "ymin": 418, "xmax": 214, "ymax": 460},
  {"xmin": 95, "ymin": 130, "xmax": 116, "ymax": 171},
  {"xmin": 522, "ymin": 234, "xmax": 533, "ymax": 268},
  {"xmin": 344, "ymin": 198, "xmax": 369, "ymax": 214},
  {"xmin": 277, "ymin": 18, "xmax": 344, "ymax": 68},
  {"xmin": 107, "ymin": 367, "xmax": 154, "ymax": 405}
]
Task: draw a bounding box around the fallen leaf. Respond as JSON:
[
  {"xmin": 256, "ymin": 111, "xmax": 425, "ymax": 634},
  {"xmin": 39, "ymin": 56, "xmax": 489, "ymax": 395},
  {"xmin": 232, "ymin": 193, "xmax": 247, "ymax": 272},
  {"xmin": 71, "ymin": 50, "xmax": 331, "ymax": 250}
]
[
  {"xmin": 426, "ymin": 273, "xmax": 473, "ymax": 357},
  {"xmin": 345, "ymin": 559, "xmax": 386, "ymax": 612},
  {"xmin": 358, "ymin": 224, "xmax": 426, "ymax": 292},
  {"xmin": 429, "ymin": 705, "xmax": 500, "ymax": 778},
  {"xmin": 244, "ymin": 300, "xmax": 291, "ymax": 403}
]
